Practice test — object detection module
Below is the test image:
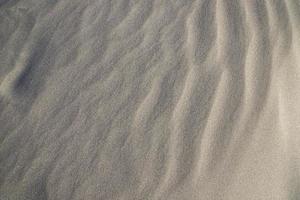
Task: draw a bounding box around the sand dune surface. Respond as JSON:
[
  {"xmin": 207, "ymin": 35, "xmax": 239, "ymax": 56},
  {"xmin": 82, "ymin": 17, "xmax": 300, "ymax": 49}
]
[{"xmin": 0, "ymin": 0, "xmax": 300, "ymax": 199}]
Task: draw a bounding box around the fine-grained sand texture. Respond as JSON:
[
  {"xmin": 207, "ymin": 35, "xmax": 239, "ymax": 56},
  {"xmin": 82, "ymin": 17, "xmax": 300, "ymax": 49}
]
[{"xmin": 0, "ymin": 0, "xmax": 300, "ymax": 199}]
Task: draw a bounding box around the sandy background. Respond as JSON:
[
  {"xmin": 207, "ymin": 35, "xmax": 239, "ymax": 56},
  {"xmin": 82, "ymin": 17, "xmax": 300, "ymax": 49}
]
[{"xmin": 0, "ymin": 0, "xmax": 300, "ymax": 199}]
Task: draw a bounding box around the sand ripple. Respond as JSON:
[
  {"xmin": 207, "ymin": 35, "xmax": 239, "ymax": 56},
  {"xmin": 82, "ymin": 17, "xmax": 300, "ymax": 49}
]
[{"xmin": 0, "ymin": 0, "xmax": 299, "ymax": 199}]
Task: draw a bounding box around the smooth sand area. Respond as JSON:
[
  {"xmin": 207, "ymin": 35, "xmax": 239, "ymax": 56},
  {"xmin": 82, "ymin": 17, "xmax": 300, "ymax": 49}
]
[{"xmin": 0, "ymin": 0, "xmax": 299, "ymax": 199}]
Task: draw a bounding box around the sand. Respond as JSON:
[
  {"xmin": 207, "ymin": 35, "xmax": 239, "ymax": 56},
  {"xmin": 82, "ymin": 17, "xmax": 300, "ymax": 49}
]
[{"xmin": 0, "ymin": 0, "xmax": 299, "ymax": 199}]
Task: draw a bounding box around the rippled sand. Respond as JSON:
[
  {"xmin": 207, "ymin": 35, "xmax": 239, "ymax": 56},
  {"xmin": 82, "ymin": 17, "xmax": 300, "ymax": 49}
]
[{"xmin": 0, "ymin": 0, "xmax": 300, "ymax": 199}]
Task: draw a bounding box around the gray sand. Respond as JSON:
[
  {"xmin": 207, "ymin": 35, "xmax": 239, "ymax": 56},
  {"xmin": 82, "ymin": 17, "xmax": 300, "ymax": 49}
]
[{"xmin": 0, "ymin": 0, "xmax": 300, "ymax": 199}]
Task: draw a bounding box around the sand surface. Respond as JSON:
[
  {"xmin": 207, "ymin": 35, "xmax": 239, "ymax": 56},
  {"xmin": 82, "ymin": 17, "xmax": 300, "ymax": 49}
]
[{"xmin": 0, "ymin": 0, "xmax": 300, "ymax": 199}]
